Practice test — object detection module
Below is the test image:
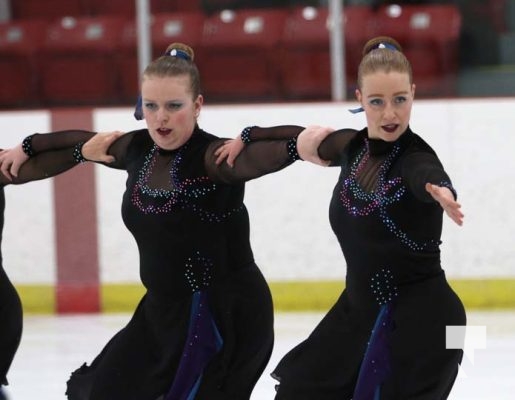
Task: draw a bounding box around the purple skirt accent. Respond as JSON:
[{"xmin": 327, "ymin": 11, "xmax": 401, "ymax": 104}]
[
  {"xmin": 165, "ymin": 290, "xmax": 223, "ymax": 400},
  {"xmin": 353, "ymin": 303, "xmax": 394, "ymax": 400}
]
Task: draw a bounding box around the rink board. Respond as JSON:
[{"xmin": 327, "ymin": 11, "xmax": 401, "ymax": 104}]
[{"xmin": 16, "ymin": 278, "xmax": 515, "ymax": 314}]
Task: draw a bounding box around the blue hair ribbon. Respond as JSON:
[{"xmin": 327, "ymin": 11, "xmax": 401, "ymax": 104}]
[
  {"xmin": 134, "ymin": 95, "xmax": 143, "ymax": 120},
  {"xmin": 376, "ymin": 42, "xmax": 397, "ymax": 51},
  {"xmin": 166, "ymin": 48, "xmax": 191, "ymax": 61},
  {"xmin": 348, "ymin": 106, "xmax": 364, "ymax": 114}
]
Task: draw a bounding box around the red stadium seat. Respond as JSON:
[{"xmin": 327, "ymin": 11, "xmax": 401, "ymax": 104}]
[
  {"xmin": 86, "ymin": 0, "xmax": 201, "ymax": 17},
  {"xmin": 200, "ymin": 8, "xmax": 289, "ymax": 102},
  {"xmin": 279, "ymin": 6, "xmax": 331, "ymax": 100},
  {"xmin": 374, "ymin": 4, "xmax": 462, "ymax": 97},
  {"xmin": 10, "ymin": 0, "xmax": 86, "ymax": 20},
  {"xmin": 0, "ymin": 20, "xmax": 48, "ymax": 107},
  {"xmin": 344, "ymin": 6, "xmax": 380, "ymax": 89},
  {"xmin": 156, "ymin": 0, "xmax": 202, "ymax": 13},
  {"xmin": 86, "ymin": 0, "xmax": 137, "ymax": 17},
  {"xmin": 279, "ymin": 6, "xmax": 376, "ymax": 100},
  {"xmin": 151, "ymin": 13, "xmax": 205, "ymax": 53},
  {"xmin": 117, "ymin": 12, "xmax": 206, "ymax": 103},
  {"xmin": 38, "ymin": 16, "xmax": 126, "ymax": 105}
]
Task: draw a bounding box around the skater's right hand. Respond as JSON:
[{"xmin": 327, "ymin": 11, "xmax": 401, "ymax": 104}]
[{"xmin": 0, "ymin": 144, "xmax": 29, "ymax": 180}]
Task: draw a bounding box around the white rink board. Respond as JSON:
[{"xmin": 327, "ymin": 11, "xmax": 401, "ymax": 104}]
[{"xmin": 1, "ymin": 111, "xmax": 56, "ymax": 284}]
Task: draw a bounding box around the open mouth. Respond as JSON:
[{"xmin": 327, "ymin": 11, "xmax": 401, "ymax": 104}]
[
  {"xmin": 382, "ymin": 124, "xmax": 398, "ymax": 133},
  {"xmin": 157, "ymin": 127, "xmax": 172, "ymax": 136}
]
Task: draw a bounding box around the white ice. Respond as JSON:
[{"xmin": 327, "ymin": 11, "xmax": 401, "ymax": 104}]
[{"xmin": 3, "ymin": 310, "xmax": 515, "ymax": 399}]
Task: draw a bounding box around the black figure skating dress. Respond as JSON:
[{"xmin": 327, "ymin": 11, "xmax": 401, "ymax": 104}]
[
  {"xmin": 245, "ymin": 126, "xmax": 466, "ymax": 400},
  {"xmin": 27, "ymin": 126, "xmax": 301, "ymax": 400}
]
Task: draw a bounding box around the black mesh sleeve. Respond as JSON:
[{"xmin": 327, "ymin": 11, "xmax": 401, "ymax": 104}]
[
  {"xmin": 204, "ymin": 138, "xmax": 298, "ymax": 184},
  {"xmin": 32, "ymin": 129, "xmax": 138, "ymax": 171},
  {"xmin": 0, "ymin": 147, "xmax": 80, "ymax": 186},
  {"xmin": 317, "ymin": 128, "xmax": 359, "ymax": 166},
  {"xmin": 401, "ymin": 152, "xmax": 456, "ymax": 202},
  {"xmin": 28, "ymin": 130, "xmax": 97, "ymax": 153},
  {"xmin": 96, "ymin": 130, "xmax": 138, "ymax": 170},
  {"xmin": 242, "ymin": 125, "xmax": 304, "ymax": 141},
  {"xmin": 0, "ymin": 130, "xmax": 139, "ymax": 188}
]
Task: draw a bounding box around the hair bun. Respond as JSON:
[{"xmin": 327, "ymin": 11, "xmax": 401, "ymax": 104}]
[
  {"xmin": 165, "ymin": 42, "xmax": 195, "ymax": 61},
  {"xmin": 362, "ymin": 36, "xmax": 402, "ymax": 56}
]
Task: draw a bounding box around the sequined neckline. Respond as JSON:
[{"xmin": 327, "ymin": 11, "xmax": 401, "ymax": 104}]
[
  {"xmin": 365, "ymin": 127, "xmax": 412, "ymax": 156},
  {"xmin": 156, "ymin": 146, "xmax": 179, "ymax": 156},
  {"xmin": 341, "ymin": 126, "xmax": 441, "ymax": 251}
]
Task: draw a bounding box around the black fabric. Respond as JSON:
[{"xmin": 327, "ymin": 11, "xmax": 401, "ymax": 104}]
[
  {"xmin": 0, "ymin": 189, "xmax": 22, "ymax": 387},
  {"xmin": 272, "ymin": 127, "xmax": 466, "ymax": 399},
  {"xmin": 62, "ymin": 127, "xmax": 296, "ymax": 399},
  {"xmin": 245, "ymin": 125, "xmax": 304, "ymax": 142},
  {"xmin": 29, "ymin": 131, "xmax": 96, "ymax": 154},
  {"xmin": 0, "ymin": 138, "xmax": 85, "ymax": 388}
]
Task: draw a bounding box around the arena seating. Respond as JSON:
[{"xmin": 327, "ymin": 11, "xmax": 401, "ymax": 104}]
[
  {"xmin": 118, "ymin": 12, "xmax": 206, "ymax": 103},
  {"xmin": 0, "ymin": 1, "xmax": 465, "ymax": 107},
  {"xmin": 10, "ymin": 0, "xmax": 203, "ymax": 19},
  {"xmin": 0, "ymin": 19, "xmax": 48, "ymax": 107},
  {"xmin": 159, "ymin": 0, "xmax": 203, "ymax": 13},
  {"xmin": 279, "ymin": 6, "xmax": 332, "ymax": 100},
  {"xmin": 10, "ymin": 0, "xmax": 86, "ymax": 20},
  {"xmin": 199, "ymin": 8, "xmax": 289, "ymax": 102},
  {"xmin": 279, "ymin": 5, "xmax": 376, "ymax": 100},
  {"xmin": 86, "ymin": 0, "xmax": 202, "ymax": 17},
  {"xmin": 38, "ymin": 16, "xmax": 126, "ymax": 105},
  {"xmin": 86, "ymin": 0, "xmax": 137, "ymax": 17},
  {"xmin": 373, "ymin": 4, "xmax": 462, "ymax": 97},
  {"xmin": 344, "ymin": 6, "xmax": 381, "ymax": 91},
  {"xmin": 151, "ymin": 12, "xmax": 205, "ymax": 61}
]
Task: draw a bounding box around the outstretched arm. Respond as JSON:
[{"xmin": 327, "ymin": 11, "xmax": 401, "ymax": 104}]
[
  {"xmin": 207, "ymin": 125, "xmax": 317, "ymax": 183},
  {"xmin": 215, "ymin": 125, "xmax": 358, "ymax": 168},
  {"xmin": 205, "ymin": 136, "xmax": 301, "ymax": 184},
  {"xmin": 0, "ymin": 130, "xmax": 126, "ymax": 180},
  {"xmin": 0, "ymin": 146, "xmax": 83, "ymax": 187},
  {"xmin": 403, "ymin": 152, "xmax": 464, "ymax": 226},
  {"xmin": 0, "ymin": 131, "xmax": 123, "ymax": 186},
  {"xmin": 214, "ymin": 125, "xmax": 304, "ymax": 167},
  {"xmin": 0, "ymin": 130, "xmax": 98, "ymax": 179},
  {"xmin": 207, "ymin": 125, "xmax": 358, "ymax": 183}
]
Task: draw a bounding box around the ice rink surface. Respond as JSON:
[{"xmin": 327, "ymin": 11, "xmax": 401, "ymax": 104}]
[{"xmin": 3, "ymin": 310, "xmax": 515, "ymax": 399}]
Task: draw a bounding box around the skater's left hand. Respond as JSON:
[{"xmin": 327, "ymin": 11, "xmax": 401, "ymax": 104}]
[
  {"xmin": 425, "ymin": 183, "xmax": 464, "ymax": 226},
  {"xmin": 214, "ymin": 138, "xmax": 245, "ymax": 167},
  {"xmin": 82, "ymin": 131, "xmax": 124, "ymax": 163}
]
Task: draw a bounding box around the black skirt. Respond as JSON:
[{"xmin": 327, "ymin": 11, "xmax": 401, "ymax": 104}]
[
  {"xmin": 66, "ymin": 265, "xmax": 274, "ymax": 400},
  {"xmin": 273, "ymin": 273, "xmax": 466, "ymax": 400}
]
